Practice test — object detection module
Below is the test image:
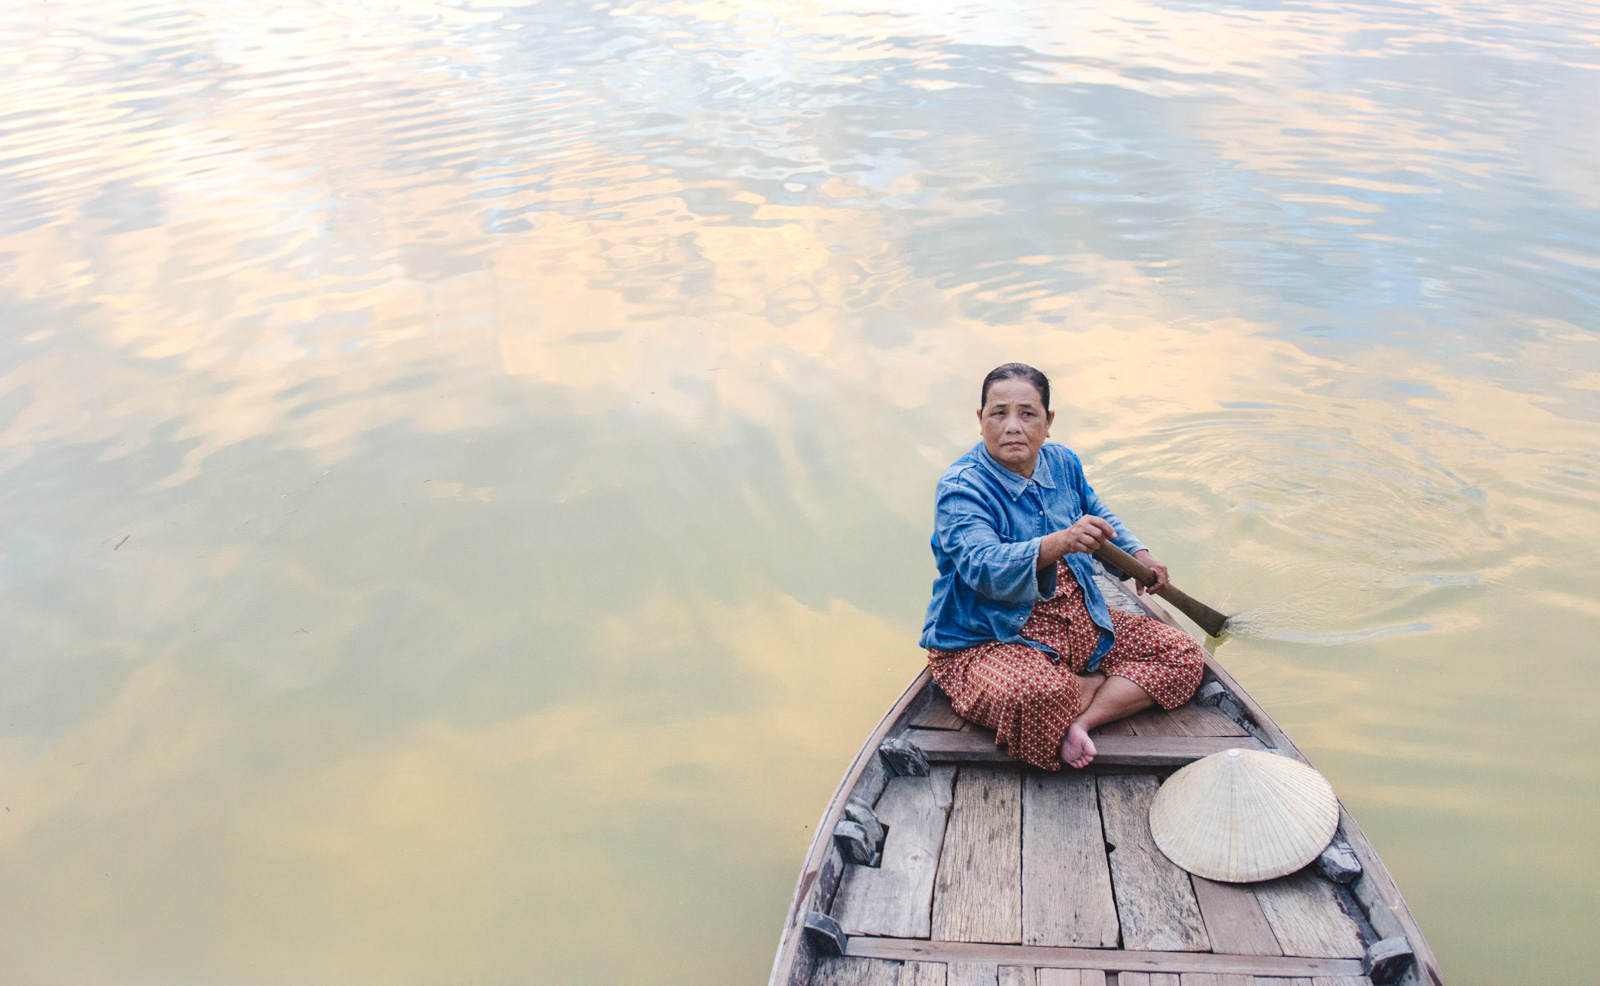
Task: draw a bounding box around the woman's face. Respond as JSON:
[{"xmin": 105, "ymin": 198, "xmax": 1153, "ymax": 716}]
[{"xmin": 978, "ymin": 378, "xmax": 1054, "ymax": 476}]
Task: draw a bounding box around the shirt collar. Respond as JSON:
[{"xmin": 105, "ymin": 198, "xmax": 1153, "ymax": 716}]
[{"xmin": 975, "ymin": 442, "xmax": 1056, "ymax": 499}]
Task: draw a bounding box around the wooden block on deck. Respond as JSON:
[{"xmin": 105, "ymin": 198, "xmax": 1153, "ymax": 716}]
[
  {"xmin": 1096, "ymin": 775, "xmax": 1210, "ymax": 952},
  {"xmin": 834, "ymin": 767, "xmax": 958, "ymax": 938},
  {"xmin": 1021, "ymin": 773, "xmax": 1119, "ymax": 947},
  {"xmin": 911, "ymin": 692, "xmax": 968, "ymax": 730},
  {"xmin": 932, "ymin": 766, "xmax": 1023, "ymax": 944},
  {"xmin": 899, "ymin": 962, "xmax": 947, "ymax": 986},
  {"xmin": 909, "ymin": 729, "xmax": 1264, "ymax": 766},
  {"xmin": 811, "ymin": 956, "xmax": 904, "ymax": 986},
  {"xmin": 1191, "ymin": 877, "xmax": 1283, "ymax": 956},
  {"xmin": 1254, "ymin": 870, "xmax": 1365, "ymax": 959}
]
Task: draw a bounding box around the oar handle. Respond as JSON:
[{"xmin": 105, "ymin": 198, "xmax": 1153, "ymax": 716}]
[{"xmin": 1093, "ymin": 541, "xmax": 1230, "ymax": 638}]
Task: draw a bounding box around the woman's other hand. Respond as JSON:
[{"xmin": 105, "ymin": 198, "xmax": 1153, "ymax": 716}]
[{"xmin": 1132, "ymin": 549, "xmax": 1170, "ymax": 595}]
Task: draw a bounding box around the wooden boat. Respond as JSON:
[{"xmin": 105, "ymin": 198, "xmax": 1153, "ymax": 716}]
[{"xmin": 768, "ymin": 573, "xmax": 1443, "ymax": 986}]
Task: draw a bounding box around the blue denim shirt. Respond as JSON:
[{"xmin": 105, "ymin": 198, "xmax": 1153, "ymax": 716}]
[{"xmin": 919, "ymin": 441, "xmax": 1146, "ymax": 670}]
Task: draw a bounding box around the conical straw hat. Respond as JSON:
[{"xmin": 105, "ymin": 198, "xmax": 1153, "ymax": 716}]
[{"xmin": 1149, "ymin": 748, "xmax": 1339, "ymax": 883}]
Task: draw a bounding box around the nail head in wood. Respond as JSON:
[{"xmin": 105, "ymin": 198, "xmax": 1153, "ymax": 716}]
[
  {"xmin": 879, "ymin": 735, "xmax": 930, "ymax": 777},
  {"xmin": 803, "ymin": 910, "xmax": 848, "ymax": 956},
  {"xmin": 1364, "ymin": 935, "xmax": 1414, "ymax": 984},
  {"xmin": 1317, "ymin": 837, "xmax": 1363, "ymax": 885}
]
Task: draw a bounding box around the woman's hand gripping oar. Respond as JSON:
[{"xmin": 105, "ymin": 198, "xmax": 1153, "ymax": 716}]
[{"xmin": 1094, "ymin": 541, "xmax": 1230, "ymax": 638}]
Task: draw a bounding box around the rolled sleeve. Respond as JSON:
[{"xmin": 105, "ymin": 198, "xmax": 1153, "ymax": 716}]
[{"xmin": 935, "ymin": 478, "xmax": 1050, "ymax": 606}]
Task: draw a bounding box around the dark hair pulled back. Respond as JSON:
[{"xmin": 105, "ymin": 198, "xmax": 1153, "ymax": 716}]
[{"xmin": 980, "ymin": 363, "xmax": 1051, "ymax": 411}]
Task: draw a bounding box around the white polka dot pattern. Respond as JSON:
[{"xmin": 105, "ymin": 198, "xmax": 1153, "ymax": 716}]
[{"xmin": 927, "ymin": 575, "xmax": 1204, "ymax": 770}]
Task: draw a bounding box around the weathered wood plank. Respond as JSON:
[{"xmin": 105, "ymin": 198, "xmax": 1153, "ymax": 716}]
[
  {"xmin": 899, "ymin": 962, "xmax": 947, "ymax": 986},
  {"xmin": 911, "ymin": 692, "xmax": 969, "ymax": 730},
  {"xmin": 1116, "ymin": 976, "xmax": 1179, "ymax": 986},
  {"xmin": 947, "ymin": 963, "xmax": 998, "ymax": 986},
  {"xmin": 811, "ymin": 956, "xmax": 903, "ymax": 986},
  {"xmin": 932, "ymin": 766, "xmax": 1023, "ymax": 943},
  {"xmin": 910, "ymin": 729, "xmax": 1264, "ymax": 766},
  {"xmin": 997, "ymin": 966, "xmax": 1033, "ymax": 986},
  {"xmin": 1036, "ymin": 970, "xmax": 1107, "ymax": 986},
  {"xmin": 1092, "ymin": 718, "xmax": 1137, "ymax": 736},
  {"xmin": 856, "ymin": 748, "xmax": 891, "ymax": 810},
  {"xmin": 1175, "ymin": 976, "xmax": 1253, "ymax": 986},
  {"xmin": 1191, "ymin": 877, "xmax": 1283, "ymax": 956},
  {"xmin": 1126, "ymin": 707, "xmax": 1187, "ymax": 736},
  {"xmin": 833, "ymin": 767, "xmax": 958, "ymax": 938},
  {"xmin": 1096, "ymin": 775, "xmax": 1210, "ymax": 952},
  {"xmin": 1162, "ymin": 703, "xmax": 1252, "ymax": 737},
  {"xmin": 1309, "ymin": 979, "xmax": 1373, "ymax": 986},
  {"xmin": 1255, "ymin": 871, "xmax": 1365, "ymax": 959},
  {"xmin": 1021, "ymin": 772, "xmax": 1119, "ymax": 947},
  {"xmin": 844, "ymin": 938, "xmax": 1364, "ymax": 977}
]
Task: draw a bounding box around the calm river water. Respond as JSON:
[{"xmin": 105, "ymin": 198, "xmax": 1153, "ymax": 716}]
[{"xmin": 2, "ymin": 0, "xmax": 1598, "ymax": 983}]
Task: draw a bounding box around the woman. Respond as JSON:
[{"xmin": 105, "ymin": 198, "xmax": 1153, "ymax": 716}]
[{"xmin": 920, "ymin": 363, "xmax": 1204, "ymax": 769}]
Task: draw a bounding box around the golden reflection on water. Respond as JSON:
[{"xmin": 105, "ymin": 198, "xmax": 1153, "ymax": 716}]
[{"xmin": 2, "ymin": 0, "xmax": 1599, "ymax": 983}]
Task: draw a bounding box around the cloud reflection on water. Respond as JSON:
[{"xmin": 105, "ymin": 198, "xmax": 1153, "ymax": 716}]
[{"xmin": 1, "ymin": 0, "xmax": 1599, "ymax": 983}]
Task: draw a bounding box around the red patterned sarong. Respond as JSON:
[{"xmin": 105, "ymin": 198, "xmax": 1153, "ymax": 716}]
[{"xmin": 927, "ymin": 575, "xmax": 1203, "ymax": 771}]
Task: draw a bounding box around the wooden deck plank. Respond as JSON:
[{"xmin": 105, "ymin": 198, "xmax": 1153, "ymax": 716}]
[
  {"xmin": 844, "ymin": 939, "xmax": 1364, "ymax": 978},
  {"xmin": 811, "ymin": 956, "xmax": 904, "ymax": 986},
  {"xmin": 1021, "ymin": 772, "xmax": 1120, "ymax": 947},
  {"xmin": 1092, "ymin": 718, "xmax": 1137, "ymax": 736},
  {"xmin": 1096, "ymin": 775, "xmax": 1210, "ymax": 952},
  {"xmin": 911, "ymin": 692, "xmax": 969, "ymax": 731},
  {"xmin": 1036, "ymin": 971, "xmax": 1106, "ymax": 986},
  {"xmin": 1116, "ymin": 976, "xmax": 1179, "ymax": 986},
  {"xmin": 1308, "ymin": 978, "xmax": 1372, "ymax": 986},
  {"xmin": 833, "ymin": 767, "xmax": 958, "ymax": 938},
  {"xmin": 997, "ymin": 967, "xmax": 1033, "ymax": 986},
  {"xmin": 1254, "ymin": 871, "xmax": 1364, "ymax": 959},
  {"xmin": 947, "ymin": 963, "xmax": 998, "ymax": 986},
  {"xmin": 909, "ymin": 730, "xmax": 1265, "ymax": 766},
  {"xmin": 1126, "ymin": 707, "xmax": 1187, "ymax": 736},
  {"xmin": 1176, "ymin": 976, "xmax": 1252, "ymax": 986},
  {"xmin": 1190, "ymin": 877, "xmax": 1283, "ymax": 956},
  {"xmin": 932, "ymin": 766, "xmax": 1024, "ymax": 943},
  {"xmin": 1162, "ymin": 703, "xmax": 1251, "ymax": 737},
  {"xmin": 899, "ymin": 962, "xmax": 947, "ymax": 986}
]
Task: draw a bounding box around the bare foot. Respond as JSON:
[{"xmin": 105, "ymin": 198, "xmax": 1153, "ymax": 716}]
[{"xmin": 1060, "ymin": 722, "xmax": 1097, "ymax": 769}]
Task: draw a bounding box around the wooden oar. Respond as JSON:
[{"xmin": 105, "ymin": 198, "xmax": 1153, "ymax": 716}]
[{"xmin": 1094, "ymin": 541, "xmax": 1230, "ymax": 638}]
